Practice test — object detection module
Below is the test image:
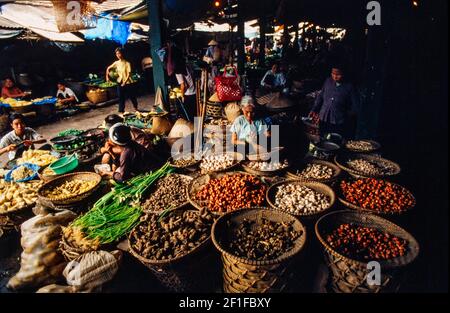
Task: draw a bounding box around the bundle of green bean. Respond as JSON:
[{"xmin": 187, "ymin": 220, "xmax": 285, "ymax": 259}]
[{"xmin": 69, "ymin": 163, "xmax": 174, "ymax": 245}]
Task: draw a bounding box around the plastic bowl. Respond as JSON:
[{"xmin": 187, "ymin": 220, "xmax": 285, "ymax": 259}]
[{"xmin": 49, "ymin": 156, "xmax": 79, "ymax": 175}]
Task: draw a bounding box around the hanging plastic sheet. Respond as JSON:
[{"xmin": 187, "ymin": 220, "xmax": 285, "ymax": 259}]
[{"xmin": 83, "ymin": 14, "xmax": 131, "ymax": 45}]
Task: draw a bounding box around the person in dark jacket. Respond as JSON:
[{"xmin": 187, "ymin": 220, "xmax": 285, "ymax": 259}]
[{"xmin": 309, "ymin": 66, "xmax": 359, "ymax": 138}]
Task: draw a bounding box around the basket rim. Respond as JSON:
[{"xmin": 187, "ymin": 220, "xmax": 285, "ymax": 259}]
[
  {"xmin": 241, "ymin": 160, "xmax": 290, "ymax": 177},
  {"xmin": 286, "ymin": 159, "xmax": 342, "ymax": 183},
  {"xmin": 37, "ymin": 172, "xmax": 102, "ymax": 204},
  {"xmin": 199, "ymin": 152, "xmax": 245, "ymax": 174},
  {"xmin": 344, "ymin": 140, "xmax": 382, "ymax": 153},
  {"xmin": 337, "ymin": 178, "xmax": 417, "ymax": 216},
  {"xmin": 128, "ymin": 208, "xmax": 212, "ymax": 266},
  {"xmin": 187, "ymin": 171, "xmax": 267, "ymax": 214},
  {"xmin": 211, "ymin": 207, "xmax": 307, "ymax": 266},
  {"xmin": 334, "ymin": 153, "xmax": 401, "ymax": 178},
  {"xmin": 167, "ymin": 154, "xmax": 202, "ymax": 169},
  {"xmin": 315, "ymin": 210, "xmax": 420, "ymax": 269},
  {"xmin": 266, "ymin": 179, "xmax": 336, "ymax": 217}
]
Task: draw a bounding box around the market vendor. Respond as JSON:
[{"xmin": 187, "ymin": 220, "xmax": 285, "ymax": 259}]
[
  {"xmin": 231, "ymin": 96, "xmax": 271, "ymax": 155},
  {"xmin": 0, "ymin": 113, "xmax": 46, "ymax": 160},
  {"xmin": 98, "ymin": 123, "xmax": 157, "ymax": 183},
  {"xmin": 1, "ymin": 78, "xmax": 28, "ymax": 99},
  {"xmin": 56, "ymin": 82, "xmax": 79, "ymax": 106},
  {"xmin": 103, "ymin": 114, "xmax": 153, "ymax": 149},
  {"xmin": 260, "ymin": 63, "xmax": 287, "ymax": 92},
  {"xmin": 309, "ymin": 65, "xmax": 359, "ymax": 138},
  {"xmin": 106, "ymin": 48, "xmax": 139, "ymax": 113}
]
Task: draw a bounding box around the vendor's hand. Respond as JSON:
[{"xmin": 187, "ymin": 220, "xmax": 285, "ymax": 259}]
[
  {"xmin": 23, "ymin": 140, "xmax": 33, "ymax": 147},
  {"xmin": 121, "ymin": 82, "xmax": 126, "ymax": 87},
  {"xmin": 6, "ymin": 144, "xmax": 16, "ymax": 152}
]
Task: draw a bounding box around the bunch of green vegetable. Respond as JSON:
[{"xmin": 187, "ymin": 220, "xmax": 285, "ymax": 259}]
[
  {"xmin": 98, "ymin": 81, "xmax": 118, "ymax": 88},
  {"xmin": 58, "ymin": 129, "xmax": 83, "ymax": 137},
  {"xmin": 70, "ymin": 163, "xmax": 174, "ymax": 244}
]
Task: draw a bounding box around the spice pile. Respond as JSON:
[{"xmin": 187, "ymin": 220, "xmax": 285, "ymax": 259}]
[
  {"xmin": 195, "ymin": 174, "xmax": 266, "ymax": 213},
  {"xmin": 200, "ymin": 154, "xmax": 237, "ymax": 173},
  {"xmin": 42, "ymin": 180, "xmax": 98, "ymax": 200},
  {"xmin": 171, "ymin": 155, "xmax": 199, "ymax": 168},
  {"xmin": 246, "ymin": 160, "xmax": 289, "ymax": 172},
  {"xmin": 275, "ymin": 184, "xmax": 331, "ymax": 215},
  {"xmin": 347, "ymin": 158, "xmax": 397, "ymax": 177},
  {"xmin": 297, "ymin": 163, "xmax": 334, "ymax": 180},
  {"xmin": 340, "ymin": 179, "xmax": 415, "ymax": 214},
  {"xmin": 229, "ymin": 218, "xmax": 303, "ymax": 261},
  {"xmin": 142, "ymin": 174, "xmax": 192, "ymax": 213},
  {"xmin": 346, "ymin": 140, "xmax": 378, "ymax": 152},
  {"xmin": 326, "ymin": 224, "xmax": 408, "ymax": 261},
  {"xmin": 0, "ymin": 180, "xmax": 43, "ymax": 213},
  {"xmin": 17, "ymin": 150, "xmax": 58, "ymax": 167},
  {"xmin": 11, "ymin": 166, "xmax": 35, "ymax": 181},
  {"xmin": 130, "ymin": 208, "xmax": 214, "ymax": 261}
]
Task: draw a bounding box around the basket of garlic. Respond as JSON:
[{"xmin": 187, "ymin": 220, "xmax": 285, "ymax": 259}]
[{"xmin": 242, "ymin": 160, "xmax": 290, "ymax": 177}]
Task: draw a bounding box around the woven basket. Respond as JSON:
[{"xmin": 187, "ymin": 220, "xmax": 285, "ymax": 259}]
[
  {"xmin": 286, "ymin": 159, "xmax": 342, "ymax": 183},
  {"xmin": 337, "ymin": 178, "xmax": 416, "ymax": 216},
  {"xmin": 86, "ymin": 89, "xmax": 107, "ymax": 105},
  {"xmin": 38, "ymin": 172, "xmax": 102, "ymax": 206},
  {"xmin": 334, "ymin": 154, "xmax": 401, "ymax": 179},
  {"xmin": 242, "ymin": 161, "xmax": 290, "ymax": 177},
  {"xmin": 212, "ymin": 208, "xmax": 307, "ymax": 293},
  {"xmin": 59, "ymin": 234, "xmax": 96, "ymax": 262},
  {"xmin": 128, "ymin": 208, "xmax": 218, "ymax": 292},
  {"xmin": 266, "ymin": 180, "xmax": 336, "ymax": 219},
  {"xmin": 38, "ymin": 166, "xmax": 60, "ymax": 183},
  {"xmin": 200, "ymin": 152, "xmax": 244, "ymax": 175},
  {"xmin": 315, "ymin": 211, "xmax": 420, "ymax": 293},
  {"xmin": 344, "ymin": 140, "xmax": 381, "ymax": 154},
  {"xmin": 206, "ymin": 100, "xmax": 224, "ymax": 118},
  {"xmin": 187, "ymin": 171, "xmax": 265, "ymax": 214},
  {"xmin": 167, "ymin": 154, "xmax": 201, "ymax": 171}
]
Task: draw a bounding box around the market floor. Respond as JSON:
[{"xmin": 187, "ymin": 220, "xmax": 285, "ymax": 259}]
[{"xmin": 0, "ymin": 94, "xmax": 155, "ymax": 167}]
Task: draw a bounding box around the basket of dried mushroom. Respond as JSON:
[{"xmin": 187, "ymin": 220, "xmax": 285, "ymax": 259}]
[
  {"xmin": 286, "ymin": 159, "xmax": 342, "ymax": 183},
  {"xmin": 211, "ymin": 208, "xmax": 307, "ymax": 293},
  {"xmin": 334, "ymin": 153, "xmax": 401, "ymax": 178},
  {"xmin": 128, "ymin": 207, "xmax": 219, "ymax": 292}
]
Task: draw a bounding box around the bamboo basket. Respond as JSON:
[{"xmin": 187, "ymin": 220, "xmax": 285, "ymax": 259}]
[
  {"xmin": 206, "ymin": 100, "xmax": 224, "ymax": 118},
  {"xmin": 334, "ymin": 153, "xmax": 401, "ymax": 179},
  {"xmin": 266, "ymin": 180, "xmax": 336, "ymax": 219},
  {"xmin": 344, "ymin": 140, "xmax": 381, "ymax": 154},
  {"xmin": 242, "ymin": 161, "xmax": 290, "ymax": 177},
  {"xmin": 286, "ymin": 159, "xmax": 342, "ymax": 184},
  {"xmin": 199, "ymin": 152, "xmax": 245, "ymax": 175},
  {"xmin": 212, "ymin": 208, "xmax": 307, "ymax": 293},
  {"xmin": 86, "ymin": 89, "xmax": 107, "ymax": 105},
  {"xmin": 37, "ymin": 172, "xmax": 102, "ymax": 206},
  {"xmin": 128, "ymin": 208, "xmax": 219, "ymax": 292},
  {"xmin": 315, "ymin": 211, "xmax": 420, "ymax": 293}
]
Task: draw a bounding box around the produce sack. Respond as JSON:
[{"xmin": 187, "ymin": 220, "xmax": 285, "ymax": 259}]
[
  {"xmin": 36, "ymin": 284, "xmax": 76, "ymax": 293},
  {"xmin": 64, "ymin": 250, "xmax": 122, "ymax": 290},
  {"xmin": 168, "ymin": 119, "xmax": 194, "ymax": 138},
  {"xmin": 151, "ymin": 117, "xmax": 173, "ymax": 136},
  {"xmin": 224, "ymin": 102, "xmax": 241, "ymax": 123},
  {"xmin": 214, "ymin": 66, "xmax": 242, "ymax": 102},
  {"xmin": 7, "ymin": 210, "xmax": 77, "ymax": 291}
]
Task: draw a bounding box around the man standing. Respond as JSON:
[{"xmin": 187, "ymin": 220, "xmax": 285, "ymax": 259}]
[{"xmin": 310, "ymin": 66, "xmax": 359, "ymax": 138}]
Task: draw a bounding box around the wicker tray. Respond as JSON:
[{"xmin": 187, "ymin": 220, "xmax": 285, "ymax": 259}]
[
  {"xmin": 315, "ymin": 210, "xmax": 420, "ymax": 293},
  {"xmin": 344, "ymin": 140, "xmax": 381, "ymax": 153},
  {"xmin": 187, "ymin": 171, "xmax": 266, "ymax": 214},
  {"xmin": 266, "ymin": 180, "xmax": 336, "ymax": 218},
  {"xmin": 200, "ymin": 152, "xmax": 245, "ymax": 175},
  {"xmin": 334, "ymin": 153, "xmax": 401, "ymax": 178},
  {"xmin": 168, "ymin": 154, "xmax": 202, "ymax": 170},
  {"xmin": 37, "ymin": 172, "xmax": 102, "ymax": 206},
  {"xmin": 128, "ymin": 207, "xmax": 217, "ymax": 292},
  {"xmin": 286, "ymin": 159, "xmax": 342, "ymax": 183},
  {"xmin": 337, "ymin": 178, "xmax": 416, "ymax": 216},
  {"xmin": 212, "ymin": 208, "xmax": 307, "ymax": 293},
  {"xmin": 242, "ymin": 160, "xmax": 290, "ymax": 177}
]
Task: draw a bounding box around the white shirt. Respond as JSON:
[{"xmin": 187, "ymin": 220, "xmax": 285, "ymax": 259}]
[
  {"xmin": 56, "ymin": 87, "xmax": 79, "ymax": 102},
  {"xmin": 176, "ymin": 68, "xmax": 196, "ymax": 96}
]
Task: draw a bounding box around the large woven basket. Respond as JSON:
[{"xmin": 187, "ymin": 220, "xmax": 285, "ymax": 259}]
[
  {"xmin": 344, "ymin": 140, "xmax": 381, "ymax": 154},
  {"xmin": 286, "ymin": 159, "xmax": 342, "ymax": 184},
  {"xmin": 315, "ymin": 211, "xmax": 420, "ymax": 293},
  {"xmin": 334, "ymin": 153, "xmax": 401, "ymax": 179},
  {"xmin": 38, "ymin": 172, "xmax": 102, "ymax": 206},
  {"xmin": 200, "ymin": 152, "xmax": 244, "ymax": 175},
  {"xmin": 266, "ymin": 180, "xmax": 336, "ymax": 219},
  {"xmin": 187, "ymin": 171, "xmax": 266, "ymax": 214},
  {"xmin": 337, "ymin": 178, "xmax": 416, "ymax": 216},
  {"xmin": 206, "ymin": 100, "xmax": 224, "ymax": 118},
  {"xmin": 212, "ymin": 208, "xmax": 307, "ymax": 293},
  {"xmin": 128, "ymin": 208, "xmax": 219, "ymax": 292},
  {"xmin": 242, "ymin": 160, "xmax": 290, "ymax": 177},
  {"xmin": 86, "ymin": 89, "xmax": 107, "ymax": 105}
]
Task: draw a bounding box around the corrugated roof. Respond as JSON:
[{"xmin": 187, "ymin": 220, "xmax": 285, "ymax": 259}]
[{"xmin": 0, "ymin": 16, "xmax": 23, "ymax": 29}]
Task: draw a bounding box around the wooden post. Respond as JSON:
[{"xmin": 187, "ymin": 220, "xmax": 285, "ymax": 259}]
[
  {"xmin": 237, "ymin": 0, "xmax": 246, "ymax": 75},
  {"xmin": 147, "ymin": 0, "xmax": 168, "ymax": 103}
]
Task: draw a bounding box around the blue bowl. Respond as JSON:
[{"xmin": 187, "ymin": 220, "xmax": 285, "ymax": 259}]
[{"xmin": 5, "ymin": 163, "xmax": 41, "ymax": 183}]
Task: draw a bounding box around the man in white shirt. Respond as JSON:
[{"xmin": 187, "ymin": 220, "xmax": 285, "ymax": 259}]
[
  {"xmin": 175, "ymin": 66, "xmax": 197, "ymax": 121},
  {"xmin": 56, "ymin": 82, "xmax": 79, "ymax": 106}
]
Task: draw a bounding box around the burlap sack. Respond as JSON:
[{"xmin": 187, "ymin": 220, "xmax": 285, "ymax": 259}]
[{"xmin": 224, "ymin": 102, "xmax": 241, "ymax": 123}]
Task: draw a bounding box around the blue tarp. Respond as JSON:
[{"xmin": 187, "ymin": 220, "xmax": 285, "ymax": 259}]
[{"xmin": 84, "ymin": 14, "xmax": 131, "ymax": 46}]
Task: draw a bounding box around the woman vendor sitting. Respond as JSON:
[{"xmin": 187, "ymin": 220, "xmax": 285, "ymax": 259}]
[
  {"xmin": 98, "ymin": 123, "xmax": 157, "ymax": 183},
  {"xmin": 231, "ymin": 96, "xmax": 271, "ymax": 155}
]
